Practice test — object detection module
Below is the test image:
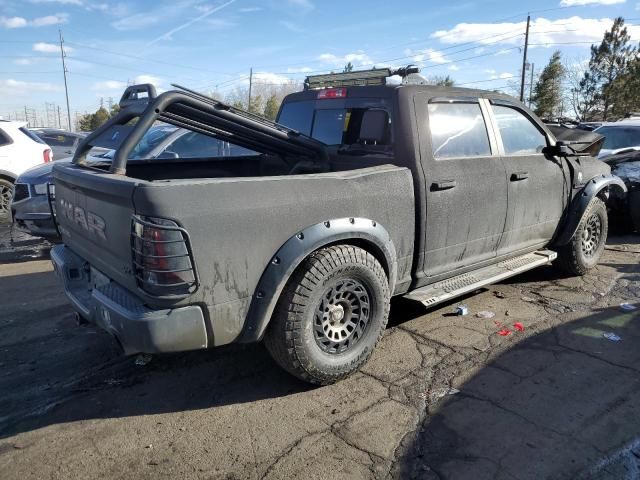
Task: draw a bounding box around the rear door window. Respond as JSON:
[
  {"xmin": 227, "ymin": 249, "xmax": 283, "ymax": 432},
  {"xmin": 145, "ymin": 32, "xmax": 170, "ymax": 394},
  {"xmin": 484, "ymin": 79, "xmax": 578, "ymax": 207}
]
[
  {"xmin": 428, "ymin": 102, "xmax": 492, "ymax": 159},
  {"xmin": 491, "ymin": 105, "xmax": 547, "ymax": 155},
  {"xmin": 38, "ymin": 133, "xmax": 76, "ymax": 147},
  {"xmin": 164, "ymin": 132, "xmax": 223, "ymax": 158}
]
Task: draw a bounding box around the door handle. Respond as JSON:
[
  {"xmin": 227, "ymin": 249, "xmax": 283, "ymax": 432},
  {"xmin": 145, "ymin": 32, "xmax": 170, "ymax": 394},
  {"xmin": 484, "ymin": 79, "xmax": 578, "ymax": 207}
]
[
  {"xmin": 511, "ymin": 171, "xmax": 529, "ymax": 181},
  {"xmin": 431, "ymin": 179, "xmax": 456, "ymax": 191}
]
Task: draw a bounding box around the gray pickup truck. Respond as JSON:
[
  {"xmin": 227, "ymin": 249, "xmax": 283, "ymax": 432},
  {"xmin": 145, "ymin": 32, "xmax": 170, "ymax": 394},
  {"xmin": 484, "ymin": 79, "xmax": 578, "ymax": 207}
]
[{"xmin": 50, "ymin": 69, "xmax": 626, "ymax": 384}]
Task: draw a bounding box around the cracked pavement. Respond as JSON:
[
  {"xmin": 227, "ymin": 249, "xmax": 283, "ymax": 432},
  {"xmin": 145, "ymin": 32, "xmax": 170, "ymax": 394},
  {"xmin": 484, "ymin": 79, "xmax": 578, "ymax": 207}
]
[{"xmin": 0, "ymin": 223, "xmax": 639, "ymax": 479}]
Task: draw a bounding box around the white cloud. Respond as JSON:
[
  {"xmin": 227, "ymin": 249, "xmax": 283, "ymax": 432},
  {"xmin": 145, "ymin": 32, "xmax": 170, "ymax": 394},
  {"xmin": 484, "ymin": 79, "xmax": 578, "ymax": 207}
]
[
  {"xmin": 32, "ymin": 13, "xmax": 69, "ymax": 26},
  {"xmin": 484, "ymin": 69, "xmax": 497, "ymax": 74},
  {"xmin": 318, "ymin": 52, "xmax": 374, "ymax": 68},
  {"xmin": 0, "ymin": 79, "xmax": 61, "ymax": 96},
  {"xmin": 239, "ymin": 6, "xmax": 262, "ymax": 12},
  {"xmin": 33, "ymin": 42, "xmax": 74, "ymax": 53},
  {"xmin": 251, "ymin": 72, "xmax": 294, "ymax": 85},
  {"xmin": 0, "ymin": 16, "xmax": 28, "ymax": 28},
  {"xmin": 489, "ymin": 72, "xmax": 514, "ymax": 80},
  {"xmin": 91, "ymin": 80, "xmax": 126, "ymax": 90},
  {"xmin": 286, "ymin": 66, "xmax": 313, "ymax": 73},
  {"xmin": 432, "ymin": 16, "xmax": 640, "ymax": 47},
  {"xmin": 405, "ymin": 47, "xmax": 447, "ymax": 64},
  {"xmin": 1, "ymin": 13, "xmax": 68, "ymax": 28},
  {"xmin": 560, "ymin": 0, "xmax": 625, "ymax": 5},
  {"xmin": 448, "ymin": 64, "xmax": 460, "ymax": 71},
  {"xmin": 207, "ymin": 18, "xmax": 236, "ymax": 29},
  {"xmin": 14, "ymin": 58, "xmax": 34, "ymax": 65}
]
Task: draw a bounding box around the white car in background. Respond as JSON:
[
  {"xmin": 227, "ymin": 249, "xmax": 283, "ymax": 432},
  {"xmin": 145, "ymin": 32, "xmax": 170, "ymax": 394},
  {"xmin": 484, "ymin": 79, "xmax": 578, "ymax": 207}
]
[{"xmin": 0, "ymin": 121, "xmax": 53, "ymax": 218}]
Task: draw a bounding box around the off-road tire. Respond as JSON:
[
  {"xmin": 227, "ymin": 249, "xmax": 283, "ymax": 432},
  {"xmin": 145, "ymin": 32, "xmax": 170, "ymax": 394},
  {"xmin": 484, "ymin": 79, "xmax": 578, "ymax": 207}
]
[
  {"xmin": 0, "ymin": 178, "xmax": 13, "ymax": 219},
  {"xmin": 557, "ymin": 197, "xmax": 608, "ymax": 276},
  {"xmin": 264, "ymin": 245, "xmax": 390, "ymax": 385}
]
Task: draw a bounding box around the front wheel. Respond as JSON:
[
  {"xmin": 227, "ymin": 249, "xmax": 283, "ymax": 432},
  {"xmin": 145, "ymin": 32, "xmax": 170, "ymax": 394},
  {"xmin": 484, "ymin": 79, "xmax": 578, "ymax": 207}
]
[
  {"xmin": 557, "ymin": 197, "xmax": 608, "ymax": 276},
  {"xmin": 264, "ymin": 245, "xmax": 390, "ymax": 385}
]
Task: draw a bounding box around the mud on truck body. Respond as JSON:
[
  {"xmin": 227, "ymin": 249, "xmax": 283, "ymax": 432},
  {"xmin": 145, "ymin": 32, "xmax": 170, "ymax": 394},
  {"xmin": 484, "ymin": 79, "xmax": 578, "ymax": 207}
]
[{"xmin": 50, "ymin": 69, "xmax": 626, "ymax": 384}]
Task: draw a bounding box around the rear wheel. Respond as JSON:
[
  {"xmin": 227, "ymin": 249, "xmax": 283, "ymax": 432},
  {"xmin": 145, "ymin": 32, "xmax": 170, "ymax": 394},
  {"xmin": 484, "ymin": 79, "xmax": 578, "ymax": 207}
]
[
  {"xmin": 0, "ymin": 178, "xmax": 14, "ymax": 219},
  {"xmin": 264, "ymin": 245, "xmax": 390, "ymax": 385},
  {"xmin": 557, "ymin": 197, "xmax": 608, "ymax": 275}
]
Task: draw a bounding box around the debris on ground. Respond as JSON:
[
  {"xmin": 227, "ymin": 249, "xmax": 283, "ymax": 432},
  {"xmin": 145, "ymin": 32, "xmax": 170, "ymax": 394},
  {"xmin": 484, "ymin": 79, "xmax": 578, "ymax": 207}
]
[
  {"xmin": 476, "ymin": 311, "xmax": 496, "ymax": 319},
  {"xmin": 513, "ymin": 322, "xmax": 525, "ymax": 332},
  {"xmin": 619, "ymin": 303, "xmax": 637, "ymax": 312},
  {"xmin": 420, "ymin": 387, "xmax": 460, "ymax": 402},
  {"xmin": 455, "ymin": 305, "xmax": 469, "ymax": 316},
  {"xmin": 135, "ymin": 354, "xmax": 152, "ymax": 366},
  {"xmin": 497, "ymin": 329, "xmax": 512, "ymax": 336},
  {"xmin": 521, "ymin": 296, "xmax": 536, "ymax": 303},
  {"xmin": 493, "ymin": 291, "xmax": 506, "ymax": 299},
  {"xmin": 603, "ymin": 332, "xmax": 622, "ymax": 342}
]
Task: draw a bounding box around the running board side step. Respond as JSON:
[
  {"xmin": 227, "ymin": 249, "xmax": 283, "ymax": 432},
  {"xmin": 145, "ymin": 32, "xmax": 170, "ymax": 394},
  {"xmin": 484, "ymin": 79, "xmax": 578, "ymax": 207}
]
[{"xmin": 404, "ymin": 250, "xmax": 557, "ymax": 308}]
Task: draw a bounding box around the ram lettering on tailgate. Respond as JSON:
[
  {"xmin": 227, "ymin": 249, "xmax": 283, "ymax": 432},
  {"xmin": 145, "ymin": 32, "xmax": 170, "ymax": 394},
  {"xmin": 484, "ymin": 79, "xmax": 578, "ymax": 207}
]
[{"xmin": 59, "ymin": 198, "xmax": 107, "ymax": 240}]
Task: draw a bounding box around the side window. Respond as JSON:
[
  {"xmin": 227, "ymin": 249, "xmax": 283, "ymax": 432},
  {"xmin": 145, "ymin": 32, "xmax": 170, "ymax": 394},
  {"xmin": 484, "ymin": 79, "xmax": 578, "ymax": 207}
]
[
  {"xmin": 40, "ymin": 134, "xmax": 76, "ymax": 147},
  {"xmin": 491, "ymin": 105, "xmax": 547, "ymax": 155},
  {"xmin": 427, "ymin": 102, "xmax": 491, "ymax": 159},
  {"xmin": 165, "ymin": 132, "xmax": 222, "ymax": 158}
]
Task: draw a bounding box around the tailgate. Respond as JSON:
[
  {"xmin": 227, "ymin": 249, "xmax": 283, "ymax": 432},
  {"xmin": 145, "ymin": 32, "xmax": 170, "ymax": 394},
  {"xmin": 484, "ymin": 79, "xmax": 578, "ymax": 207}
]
[{"xmin": 53, "ymin": 163, "xmax": 140, "ymax": 292}]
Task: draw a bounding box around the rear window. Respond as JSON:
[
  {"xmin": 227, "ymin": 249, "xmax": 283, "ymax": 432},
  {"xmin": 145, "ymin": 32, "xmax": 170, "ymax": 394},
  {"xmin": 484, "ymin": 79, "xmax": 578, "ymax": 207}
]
[
  {"xmin": 19, "ymin": 127, "xmax": 46, "ymax": 144},
  {"xmin": 37, "ymin": 133, "xmax": 76, "ymax": 147},
  {"xmin": 278, "ymin": 100, "xmax": 391, "ymax": 146}
]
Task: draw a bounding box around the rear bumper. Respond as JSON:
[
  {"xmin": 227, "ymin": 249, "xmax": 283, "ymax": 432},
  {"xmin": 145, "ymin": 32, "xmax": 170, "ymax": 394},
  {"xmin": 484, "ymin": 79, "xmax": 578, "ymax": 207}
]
[
  {"xmin": 11, "ymin": 194, "xmax": 59, "ymax": 239},
  {"xmin": 50, "ymin": 244, "xmax": 208, "ymax": 355}
]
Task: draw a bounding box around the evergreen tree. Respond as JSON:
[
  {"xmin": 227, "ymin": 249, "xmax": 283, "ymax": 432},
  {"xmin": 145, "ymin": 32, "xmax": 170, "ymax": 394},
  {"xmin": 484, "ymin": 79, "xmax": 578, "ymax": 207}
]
[
  {"xmin": 532, "ymin": 51, "xmax": 564, "ymax": 119},
  {"xmin": 263, "ymin": 95, "xmax": 279, "ymax": 120},
  {"xmin": 343, "ymin": 62, "xmax": 354, "ymax": 73},
  {"xmin": 586, "ymin": 17, "xmax": 636, "ymax": 119}
]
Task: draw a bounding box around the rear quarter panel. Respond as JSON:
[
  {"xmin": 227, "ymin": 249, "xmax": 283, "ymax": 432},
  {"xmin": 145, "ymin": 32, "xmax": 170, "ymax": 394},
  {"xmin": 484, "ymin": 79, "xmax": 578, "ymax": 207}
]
[{"xmin": 133, "ymin": 165, "xmax": 415, "ymax": 345}]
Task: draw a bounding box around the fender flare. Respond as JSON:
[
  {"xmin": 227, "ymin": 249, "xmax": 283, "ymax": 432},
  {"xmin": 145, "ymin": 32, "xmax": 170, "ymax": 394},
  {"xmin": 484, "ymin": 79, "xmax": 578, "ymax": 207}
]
[
  {"xmin": 0, "ymin": 169, "xmax": 17, "ymax": 182},
  {"xmin": 554, "ymin": 173, "xmax": 627, "ymax": 246},
  {"xmin": 239, "ymin": 217, "xmax": 398, "ymax": 343}
]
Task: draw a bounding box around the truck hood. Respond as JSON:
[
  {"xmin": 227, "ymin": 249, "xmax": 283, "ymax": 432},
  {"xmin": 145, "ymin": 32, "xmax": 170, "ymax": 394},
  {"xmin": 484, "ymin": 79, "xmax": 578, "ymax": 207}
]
[
  {"xmin": 601, "ymin": 149, "xmax": 640, "ymax": 186},
  {"xmin": 598, "ymin": 146, "xmax": 640, "ymax": 158}
]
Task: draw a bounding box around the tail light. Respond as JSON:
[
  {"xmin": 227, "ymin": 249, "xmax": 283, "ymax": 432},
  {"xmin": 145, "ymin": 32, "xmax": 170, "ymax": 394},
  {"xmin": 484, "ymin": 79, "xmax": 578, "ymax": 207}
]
[
  {"xmin": 131, "ymin": 216, "xmax": 198, "ymax": 297},
  {"xmin": 43, "ymin": 149, "xmax": 52, "ymax": 163},
  {"xmin": 317, "ymin": 88, "xmax": 347, "ymax": 99}
]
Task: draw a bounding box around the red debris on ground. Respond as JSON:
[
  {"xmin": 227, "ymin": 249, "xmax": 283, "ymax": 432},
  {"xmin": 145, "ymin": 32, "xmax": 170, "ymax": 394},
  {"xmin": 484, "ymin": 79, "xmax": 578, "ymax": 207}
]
[
  {"xmin": 497, "ymin": 329, "xmax": 512, "ymax": 336},
  {"xmin": 513, "ymin": 322, "xmax": 525, "ymax": 332}
]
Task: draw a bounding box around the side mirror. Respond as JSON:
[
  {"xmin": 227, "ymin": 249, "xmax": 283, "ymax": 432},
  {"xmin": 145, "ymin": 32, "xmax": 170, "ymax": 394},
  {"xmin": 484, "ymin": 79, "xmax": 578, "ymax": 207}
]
[
  {"xmin": 156, "ymin": 150, "xmax": 179, "ymax": 159},
  {"xmin": 542, "ymin": 141, "xmax": 573, "ymax": 157}
]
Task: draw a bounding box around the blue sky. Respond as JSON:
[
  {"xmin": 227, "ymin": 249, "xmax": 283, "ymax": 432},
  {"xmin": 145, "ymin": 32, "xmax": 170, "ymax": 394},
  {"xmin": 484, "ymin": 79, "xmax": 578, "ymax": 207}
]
[{"xmin": 0, "ymin": 0, "xmax": 639, "ymax": 124}]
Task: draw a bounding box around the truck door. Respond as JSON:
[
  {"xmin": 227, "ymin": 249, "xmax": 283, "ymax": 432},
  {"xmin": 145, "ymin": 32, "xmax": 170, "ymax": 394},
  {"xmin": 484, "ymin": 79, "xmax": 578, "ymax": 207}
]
[
  {"xmin": 487, "ymin": 101, "xmax": 569, "ymax": 255},
  {"xmin": 418, "ymin": 96, "xmax": 508, "ymax": 278}
]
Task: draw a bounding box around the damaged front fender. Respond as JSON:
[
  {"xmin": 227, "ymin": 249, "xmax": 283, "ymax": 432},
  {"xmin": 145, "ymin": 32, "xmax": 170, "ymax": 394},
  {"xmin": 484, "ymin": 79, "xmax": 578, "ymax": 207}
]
[{"xmin": 554, "ymin": 174, "xmax": 627, "ymax": 246}]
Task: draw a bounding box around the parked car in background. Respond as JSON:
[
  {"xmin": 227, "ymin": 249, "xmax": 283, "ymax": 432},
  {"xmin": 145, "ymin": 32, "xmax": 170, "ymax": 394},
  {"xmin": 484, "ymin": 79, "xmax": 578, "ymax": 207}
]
[
  {"xmin": 576, "ymin": 121, "xmax": 603, "ymax": 131},
  {"xmin": 11, "ymin": 124, "xmax": 255, "ymax": 238},
  {"xmin": 30, "ymin": 129, "xmax": 87, "ymax": 160},
  {"xmin": 0, "ymin": 120, "xmax": 52, "ymax": 218},
  {"xmin": 595, "ymin": 120, "xmax": 640, "ymax": 157}
]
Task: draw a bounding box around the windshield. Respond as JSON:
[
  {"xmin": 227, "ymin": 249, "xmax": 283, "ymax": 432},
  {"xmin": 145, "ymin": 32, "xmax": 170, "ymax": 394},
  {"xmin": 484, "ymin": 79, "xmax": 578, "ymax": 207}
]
[
  {"xmin": 596, "ymin": 126, "xmax": 640, "ymax": 150},
  {"xmin": 278, "ymin": 100, "xmax": 391, "ymax": 147}
]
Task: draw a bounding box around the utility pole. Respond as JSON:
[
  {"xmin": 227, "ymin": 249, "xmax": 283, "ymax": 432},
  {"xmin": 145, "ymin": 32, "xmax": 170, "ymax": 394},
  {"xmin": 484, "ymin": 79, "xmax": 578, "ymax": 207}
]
[
  {"xmin": 248, "ymin": 67, "xmax": 253, "ymax": 111},
  {"xmin": 59, "ymin": 29, "xmax": 72, "ymax": 131},
  {"xmin": 24, "ymin": 106, "xmax": 29, "ymax": 127},
  {"xmin": 519, "ymin": 14, "xmax": 531, "ymax": 102},
  {"xmin": 528, "ymin": 63, "xmax": 535, "ymax": 107},
  {"xmin": 57, "ymin": 105, "xmax": 62, "ymax": 128}
]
